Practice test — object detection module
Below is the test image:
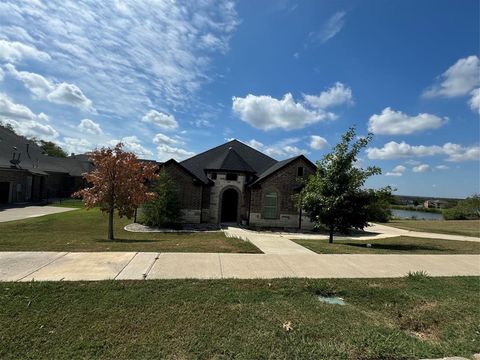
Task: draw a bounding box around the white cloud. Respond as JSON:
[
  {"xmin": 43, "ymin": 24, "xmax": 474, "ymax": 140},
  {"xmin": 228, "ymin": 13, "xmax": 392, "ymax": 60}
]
[
  {"xmin": 304, "ymin": 82, "xmax": 353, "ymax": 109},
  {"xmin": 423, "ymin": 55, "xmax": 480, "ymax": 98},
  {"xmin": 246, "ymin": 139, "xmax": 264, "ymax": 150},
  {"xmin": 412, "ymin": 164, "xmax": 430, "ymax": 173},
  {"xmin": 0, "ymin": 1, "xmax": 238, "ymax": 115},
  {"xmin": 156, "ymin": 144, "xmax": 195, "ymax": 162},
  {"xmin": 385, "ymin": 165, "xmax": 406, "ymax": 177},
  {"xmin": 367, "ymin": 141, "xmax": 480, "ymax": 162},
  {"xmin": 436, "ymin": 165, "xmax": 449, "ymax": 170},
  {"xmin": 393, "ymin": 165, "xmax": 406, "ymax": 173},
  {"xmin": 109, "ymin": 136, "xmax": 152, "ymax": 157},
  {"xmin": 309, "ymin": 135, "xmax": 328, "ymax": 150},
  {"xmin": 46, "ymin": 83, "xmax": 94, "ymax": 111},
  {"xmin": 142, "ymin": 110, "xmax": 178, "ymax": 130},
  {"xmin": 469, "ymin": 88, "xmax": 480, "ymax": 113},
  {"xmin": 244, "ymin": 138, "xmax": 308, "ymax": 159},
  {"xmin": 0, "ymin": 92, "xmax": 58, "ymax": 140},
  {"xmin": 78, "ymin": 119, "xmax": 102, "ymax": 135},
  {"xmin": 385, "ymin": 172, "xmax": 402, "ymax": 177},
  {"xmin": 310, "ymin": 11, "xmax": 346, "ymax": 45},
  {"xmin": 442, "ymin": 142, "xmax": 480, "ymax": 162},
  {"xmin": 0, "ymin": 39, "xmax": 50, "ymax": 63},
  {"xmin": 62, "ymin": 137, "xmax": 93, "ymax": 154},
  {"xmin": 232, "ymin": 93, "xmax": 335, "ymax": 130},
  {"xmin": 0, "ymin": 67, "xmax": 4, "ymax": 81},
  {"xmin": 6, "ymin": 64, "xmax": 94, "ymax": 111},
  {"xmin": 366, "ymin": 141, "xmax": 443, "ymax": 160},
  {"xmin": 232, "ymin": 82, "xmax": 353, "ymax": 131},
  {"xmin": 153, "ymin": 133, "xmax": 180, "ymax": 146},
  {"xmin": 368, "ymin": 107, "xmax": 446, "ymax": 135}
]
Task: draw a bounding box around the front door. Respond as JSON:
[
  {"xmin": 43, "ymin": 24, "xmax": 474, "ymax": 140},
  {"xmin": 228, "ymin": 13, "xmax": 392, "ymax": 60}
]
[{"xmin": 221, "ymin": 188, "xmax": 239, "ymax": 223}]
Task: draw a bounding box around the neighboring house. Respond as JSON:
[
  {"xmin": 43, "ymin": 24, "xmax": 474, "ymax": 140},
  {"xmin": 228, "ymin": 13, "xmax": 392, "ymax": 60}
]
[
  {"xmin": 162, "ymin": 139, "xmax": 317, "ymax": 229},
  {"xmin": 0, "ymin": 126, "xmax": 93, "ymax": 204}
]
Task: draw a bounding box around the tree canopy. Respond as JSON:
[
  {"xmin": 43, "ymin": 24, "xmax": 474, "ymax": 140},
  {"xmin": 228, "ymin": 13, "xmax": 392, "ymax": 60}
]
[
  {"xmin": 73, "ymin": 143, "xmax": 158, "ymax": 240},
  {"xmin": 302, "ymin": 127, "xmax": 382, "ymax": 242}
]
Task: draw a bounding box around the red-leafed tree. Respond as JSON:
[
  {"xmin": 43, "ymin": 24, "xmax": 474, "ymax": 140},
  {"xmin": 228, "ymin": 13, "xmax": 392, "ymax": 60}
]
[{"xmin": 73, "ymin": 143, "xmax": 158, "ymax": 240}]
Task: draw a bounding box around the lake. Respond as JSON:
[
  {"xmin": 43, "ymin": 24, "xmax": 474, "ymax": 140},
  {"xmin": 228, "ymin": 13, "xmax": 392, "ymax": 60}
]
[{"xmin": 391, "ymin": 209, "xmax": 444, "ymax": 220}]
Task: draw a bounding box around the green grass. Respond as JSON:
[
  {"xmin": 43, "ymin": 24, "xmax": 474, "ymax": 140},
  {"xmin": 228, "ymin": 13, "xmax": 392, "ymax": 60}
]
[
  {"xmin": 387, "ymin": 219, "xmax": 480, "ymax": 237},
  {"xmin": 292, "ymin": 236, "xmax": 480, "ymax": 254},
  {"xmin": 48, "ymin": 198, "xmax": 85, "ymax": 208},
  {"xmin": 0, "ymin": 278, "xmax": 478, "ymax": 359},
  {"xmin": 0, "ymin": 208, "xmax": 260, "ymax": 253}
]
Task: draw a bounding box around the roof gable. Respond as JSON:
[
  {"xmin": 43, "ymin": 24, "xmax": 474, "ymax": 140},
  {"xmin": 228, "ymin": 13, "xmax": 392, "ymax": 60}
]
[
  {"xmin": 180, "ymin": 139, "xmax": 277, "ymax": 183},
  {"xmin": 250, "ymin": 154, "xmax": 316, "ymax": 186}
]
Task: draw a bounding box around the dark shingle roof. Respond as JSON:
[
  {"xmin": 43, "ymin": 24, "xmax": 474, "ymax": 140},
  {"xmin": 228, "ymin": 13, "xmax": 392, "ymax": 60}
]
[
  {"xmin": 180, "ymin": 139, "xmax": 277, "ymax": 183},
  {"xmin": 250, "ymin": 156, "xmax": 301, "ymax": 186},
  {"xmin": 251, "ymin": 154, "xmax": 317, "ymax": 186},
  {"xmin": 0, "ymin": 125, "xmax": 93, "ymax": 176}
]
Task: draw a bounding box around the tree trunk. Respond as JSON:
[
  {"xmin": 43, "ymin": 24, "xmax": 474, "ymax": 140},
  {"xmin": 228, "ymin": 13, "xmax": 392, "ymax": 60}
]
[
  {"xmin": 108, "ymin": 208, "xmax": 114, "ymax": 240},
  {"xmin": 329, "ymin": 226, "xmax": 334, "ymax": 243}
]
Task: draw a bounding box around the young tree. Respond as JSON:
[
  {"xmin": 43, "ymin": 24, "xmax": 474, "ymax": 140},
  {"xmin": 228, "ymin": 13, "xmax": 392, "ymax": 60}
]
[
  {"xmin": 73, "ymin": 143, "xmax": 158, "ymax": 240},
  {"xmin": 142, "ymin": 169, "xmax": 181, "ymax": 227},
  {"xmin": 38, "ymin": 140, "xmax": 68, "ymax": 158},
  {"xmin": 302, "ymin": 127, "xmax": 381, "ymax": 243}
]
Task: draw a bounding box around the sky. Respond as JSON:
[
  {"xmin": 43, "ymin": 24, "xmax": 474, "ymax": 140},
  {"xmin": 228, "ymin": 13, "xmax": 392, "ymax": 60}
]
[{"xmin": 0, "ymin": 0, "xmax": 478, "ymax": 198}]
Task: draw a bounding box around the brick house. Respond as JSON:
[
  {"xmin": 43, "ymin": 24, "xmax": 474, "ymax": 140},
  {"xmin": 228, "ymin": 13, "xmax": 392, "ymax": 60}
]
[
  {"xmin": 0, "ymin": 126, "xmax": 92, "ymax": 204},
  {"xmin": 162, "ymin": 139, "xmax": 317, "ymax": 229}
]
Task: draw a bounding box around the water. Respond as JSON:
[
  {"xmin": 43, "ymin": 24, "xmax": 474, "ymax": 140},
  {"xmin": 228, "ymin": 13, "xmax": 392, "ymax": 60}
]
[{"xmin": 391, "ymin": 209, "xmax": 444, "ymax": 220}]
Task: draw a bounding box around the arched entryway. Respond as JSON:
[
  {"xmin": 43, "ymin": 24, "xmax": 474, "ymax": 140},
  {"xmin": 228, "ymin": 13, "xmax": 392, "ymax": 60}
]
[{"xmin": 220, "ymin": 188, "xmax": 239, "ymax": 223}]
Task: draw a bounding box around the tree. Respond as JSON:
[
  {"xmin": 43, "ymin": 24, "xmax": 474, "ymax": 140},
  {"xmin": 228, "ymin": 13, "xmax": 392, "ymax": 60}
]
[
  {"xmin": 365, "ymin": 186, "xmax": 394, "ymax": 223},
  {"xmin": 142, "ymin": 169, "xmax": 181, "ymax": 227},
  {"xmin": 302, "ymin": 127, "xmax": 381, "ymax": 243},
  {"xmin": 443, "ymin": 195, "xmax": 480, "ymax": 220},
  {"xmin": 73, "ymin": 143, "xmax": 158, "ymax": 240},
  {"xmin": 38, "ymin": 140, "xmax": 68, "ymax": 158}
]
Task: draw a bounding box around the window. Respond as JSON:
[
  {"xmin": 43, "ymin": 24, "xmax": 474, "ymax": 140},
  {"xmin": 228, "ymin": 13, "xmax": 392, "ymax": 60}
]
[
  {"xmin": 297, "ymin": 166, "xmax": 304, "ymax": 177},
  {"xmin": 263, "ymin": 192, "xmax": 278, "ymax": 219},
  {"xmin": 226, "ymin": 173, "xmax": 238, "ymax": 181},
  {"xmin": 210, "ymin": 173, "xmax": 217, "ymax": 180}
]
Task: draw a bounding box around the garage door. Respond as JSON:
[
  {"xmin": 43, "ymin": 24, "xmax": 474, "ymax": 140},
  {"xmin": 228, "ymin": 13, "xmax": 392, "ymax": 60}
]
[{"xmin": 0, "ymin": 182, "xmax": 10, "ymax": 204}]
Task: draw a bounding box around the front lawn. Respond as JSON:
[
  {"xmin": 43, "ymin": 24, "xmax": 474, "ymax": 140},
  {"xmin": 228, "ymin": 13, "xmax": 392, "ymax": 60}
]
[
  {"xmin": 292, "ymin": 236, "xmax": 480, "ymax": 254},
  {"xmin": 0, "ymin": 208, "xmax": 260, "ymax": 253},
  {"xmin": 0, "ymin": 277, "xmax": 478, "ymax": 359},
  {"xmin": 387, "ymin": 219, "xmax": 480, "ymax": 237}
]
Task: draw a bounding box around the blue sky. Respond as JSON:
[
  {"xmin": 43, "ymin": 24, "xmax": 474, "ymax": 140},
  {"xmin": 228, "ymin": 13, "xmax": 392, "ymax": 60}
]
[{"xmin": 0, "ymin": 0, "xmax": 478, "ymax": 198}]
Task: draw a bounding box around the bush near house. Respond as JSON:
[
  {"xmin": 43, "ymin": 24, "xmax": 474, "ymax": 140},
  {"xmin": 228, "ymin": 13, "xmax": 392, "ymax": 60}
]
[
  {"xmin": 443, "ymin": 195, "xmax": 480, "ymax": 220},
  {"xmin": 141, "ymin": 169, "xmax": 181, "ymax": 228}
]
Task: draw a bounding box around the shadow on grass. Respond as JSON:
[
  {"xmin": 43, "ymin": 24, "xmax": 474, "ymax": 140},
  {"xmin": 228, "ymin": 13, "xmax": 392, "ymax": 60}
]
[
  {"xmin": 341, "ymin": 242, "xmax": 448, "ymax": 252},
  {"xmin": 95, "ymin": 238, "xmax": 161, "ymax": 244}
]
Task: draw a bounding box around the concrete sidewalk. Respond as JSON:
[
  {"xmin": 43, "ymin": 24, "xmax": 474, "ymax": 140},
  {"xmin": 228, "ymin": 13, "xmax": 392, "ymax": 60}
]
[
  {"xmin": 253, "ymin": 223, "xmax": 480, "ymax": 243},
  {"xmin": 0, "ymin": 206, "xmax": 77, "ymax": 223},
  {"xmin": 0, "ymin": 251, "xmax": 478, "ymax": 281}
]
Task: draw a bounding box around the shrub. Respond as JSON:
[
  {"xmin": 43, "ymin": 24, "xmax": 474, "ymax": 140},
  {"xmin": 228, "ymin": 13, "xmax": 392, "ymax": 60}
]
[
  {"xmin": 141, "ymin": 169, "xmax": 181, "ymax": 227},
  {"xmin": 442, "ymin": 195, "xmax": 480, "ymax": 220}
]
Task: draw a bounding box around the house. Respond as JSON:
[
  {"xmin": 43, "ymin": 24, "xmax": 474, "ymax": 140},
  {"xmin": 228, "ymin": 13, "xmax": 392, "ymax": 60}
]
[
  {"xmin": 0, "ymin": 125, "xmax": 93, "ymax": 204},
  {"xmin": 162, "ymin": 139, "xmax": 317, "ymax": 229}
]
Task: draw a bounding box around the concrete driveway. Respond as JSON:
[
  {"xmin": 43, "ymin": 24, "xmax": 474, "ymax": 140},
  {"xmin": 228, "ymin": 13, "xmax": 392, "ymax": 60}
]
[{"xmin": 0, "ymin": 205, "xmax": 77, "ymax": 223}]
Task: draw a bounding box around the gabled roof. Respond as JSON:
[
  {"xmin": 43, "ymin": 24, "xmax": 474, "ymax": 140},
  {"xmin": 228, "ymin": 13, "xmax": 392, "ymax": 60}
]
[
  {"xmin": 205, "ymin": 147, "xmax": 255, "ymax": 173},
  {"xmin": 250, "ymin": 154, "xmax": 316, "ymax": 186},
  {"xmin": 180, "ymin": 139, "xmax": 277, "ymax": 183},
  {"xmin": 0, "ymin": 125, "xmax": 93, "ymax": 176}
]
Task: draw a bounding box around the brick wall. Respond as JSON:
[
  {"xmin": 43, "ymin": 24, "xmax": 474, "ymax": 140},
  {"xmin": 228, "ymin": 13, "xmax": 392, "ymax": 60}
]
[
  {"xmin": 249, "ymin": 157, "xmax": 316, "ymax": 229},
  {"xmin": 163, "ymin": 162, "xmax": 204, "ymax": 223}
]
